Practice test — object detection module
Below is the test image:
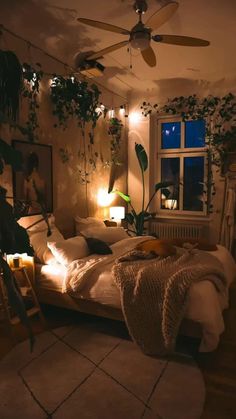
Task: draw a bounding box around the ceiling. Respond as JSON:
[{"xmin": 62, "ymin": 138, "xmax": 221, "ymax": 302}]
[{"xmin": 1, "ymin": 0, "xmax": 236, "ymax": 97}]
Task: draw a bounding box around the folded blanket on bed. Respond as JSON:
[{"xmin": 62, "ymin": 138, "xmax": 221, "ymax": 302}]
[{"xmin": 112, "ymin": 248, "xmax": 226, "ymax": 356}]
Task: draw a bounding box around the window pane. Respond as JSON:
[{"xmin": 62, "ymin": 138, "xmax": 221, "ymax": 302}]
[
  {"xmin": 183, "ymin": 157, "xmax": 204, "ymax": 211},
  {"xmin": 161, "ymin": 122, "xmax": 181, "ymax": 149},
  {"xmin": 161, "ymin": 157, "xmax": 180, "ymax": 210},
  {"xmin": 185, "ymin": 120, "xmax": 205, "ymax": 148}
]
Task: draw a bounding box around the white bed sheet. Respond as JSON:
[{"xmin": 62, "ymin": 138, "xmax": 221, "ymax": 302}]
[{"xmin": 36, "ymin": 238, "xmax": 236, "ymax": 352}]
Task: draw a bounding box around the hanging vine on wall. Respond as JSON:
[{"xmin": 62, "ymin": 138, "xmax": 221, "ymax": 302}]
[
  {"xmin": 141, "ymin": 93, "xmax": 236, "ymax": 169},
  {"xmin": 107, "ymin": 117, "xmax": 123, "ymax": 166},
  {"xmin": 141, "ymin": 93, "xmax": 236, "ymax": 213},
  {"xmin": 50, "ymin": 75, "xmax": 104, "ymax": 215},
  {"xmin": 16, "ymin": 62, "xmax": 44, "ymax": 142}
]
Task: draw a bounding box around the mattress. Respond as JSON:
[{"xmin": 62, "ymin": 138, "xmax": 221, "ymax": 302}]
[{"xmin": 36, "ymin": 239, "xmax": 236, "ymax": 352}]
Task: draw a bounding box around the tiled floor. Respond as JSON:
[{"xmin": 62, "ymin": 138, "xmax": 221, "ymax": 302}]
[{"xmin": 0, "ymin": 324, "xmax": 205, "ymax": 419}]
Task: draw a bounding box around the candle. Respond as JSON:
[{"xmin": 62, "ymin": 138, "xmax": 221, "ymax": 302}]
[{"xmin": 6, "ymin": 253, "xmax": 34, "ymax": 284}]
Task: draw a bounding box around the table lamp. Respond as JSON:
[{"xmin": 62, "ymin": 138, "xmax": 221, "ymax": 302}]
[{"xmin": 109, "ymin": 206, "xmax": 125, "ymax": 227}]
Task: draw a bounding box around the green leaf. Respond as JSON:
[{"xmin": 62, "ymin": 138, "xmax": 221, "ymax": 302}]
[
  {"xmin": 125, "ymin": 213, "xmax": 134, "ymax": 224},
  {"xmin": 135, "ymin": 143, "xmax": 148, "ymax": 172},
  {"xmin": 111, "ymin": 189, "xmax": 131, "ymax": 203}
]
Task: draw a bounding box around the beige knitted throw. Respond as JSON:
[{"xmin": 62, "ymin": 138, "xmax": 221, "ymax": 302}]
[{"xmin": 112, "ymin": 249, "xmax": 226, "ymax": 355}]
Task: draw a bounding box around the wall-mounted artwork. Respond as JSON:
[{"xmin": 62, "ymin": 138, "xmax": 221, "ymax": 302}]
[{"xmin": 12, "ymin": 140, "xmax": 53, "ymax": 216}]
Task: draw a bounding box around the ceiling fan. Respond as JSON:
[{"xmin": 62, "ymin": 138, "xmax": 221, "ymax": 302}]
[{"xmin": 77, "ymin": 0, "xmax": 210, "ymax": 67}]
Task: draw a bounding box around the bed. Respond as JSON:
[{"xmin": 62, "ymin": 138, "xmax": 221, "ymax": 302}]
[{"xmin": 34, "ymin": 235, "xmax": 236, "ymax": 353}]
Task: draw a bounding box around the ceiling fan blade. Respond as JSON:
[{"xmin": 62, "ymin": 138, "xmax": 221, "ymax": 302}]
[
  {"xmin": 152, "ymin": 34, "xmax": 210, "ymax": 47},
  {"xmin": 145, "ymin": 1, "xmax": 179, "ymax": 31},
  {"xmin": 87, "ymin": 41, "xmax": 129, "ymax": 60},
  {"xmin": 77, "ymin": 18, "xmax": 130, "ymax": 35},
  {"xmin": 141, "ymin": 46, "xmax": 157, "ymax": 67}
]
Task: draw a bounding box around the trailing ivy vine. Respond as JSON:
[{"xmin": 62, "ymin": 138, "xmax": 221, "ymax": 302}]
[
  {"xmin": 141, "ymin": 93, "xmax": 236, "ymax": 169},
  {"xmin": 107, "ymin": 117, "xmax": 123, "ymax": 166},
  {"xmin": 141, "ymin": 93, "xmax": 236, "ymax": 213},
  {"xmin": 50, "ymin": 75, "xmax": 104, "ymax": 215}
]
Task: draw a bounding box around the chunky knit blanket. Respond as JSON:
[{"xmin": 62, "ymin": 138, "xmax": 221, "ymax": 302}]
[{"xmin": 112, "ymin": 248, "xmax": 226, "ymax": 355}]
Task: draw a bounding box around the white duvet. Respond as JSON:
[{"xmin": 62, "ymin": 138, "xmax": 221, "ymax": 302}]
[{"xmin": 39, "ymin": 236, "xmax": 236, "ymax": 352}]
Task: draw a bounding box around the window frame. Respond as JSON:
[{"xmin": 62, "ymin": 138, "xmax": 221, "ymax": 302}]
[{"xmin": 154, "ymin": 116, "xmax": 208, "ymax": 217}]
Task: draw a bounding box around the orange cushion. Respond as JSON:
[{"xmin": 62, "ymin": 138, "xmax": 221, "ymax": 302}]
[{"xmin": 136, "ymin": 239, "xmax": 177, "ymax": 257}]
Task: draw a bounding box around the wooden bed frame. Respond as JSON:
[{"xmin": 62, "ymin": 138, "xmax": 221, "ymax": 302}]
[{"xmin": 36, "ymin": 286, "xmax": 203, "ymax": 339}]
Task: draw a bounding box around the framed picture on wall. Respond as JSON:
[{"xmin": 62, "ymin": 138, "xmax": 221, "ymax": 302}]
[{"xmin": 12, "ymin": 140, "xmax": 53, "ymax": 216}]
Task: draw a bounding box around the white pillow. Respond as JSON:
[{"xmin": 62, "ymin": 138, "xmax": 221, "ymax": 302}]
[
  {"xmin": 30, "ymin": 227, "xmax": 64, "ymax": 264},
  {"xmin": 75, "ymin": 216, "xmax": 105, "ymax": 235},
  {"xmin": 47, "ymin": 236, "xmax": 90, "ymax": 266},
  {"xmin": 82, "ymin": 226, "xmax": 128, "ymax": 244}
]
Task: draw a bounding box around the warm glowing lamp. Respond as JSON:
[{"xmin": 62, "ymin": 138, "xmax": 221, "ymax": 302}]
[{"xmin": 109, "ymin": 206, "xmax": 125, "ymax": 226}]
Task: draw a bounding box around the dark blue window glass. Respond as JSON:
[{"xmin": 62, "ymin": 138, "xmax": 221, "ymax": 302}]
[
  {"xmin": 185, "ymin": 120, "xmax": 205, "ymax": 148},
  {"xmin": 183, "ymin": 156, "xmax": 204, "ymax": 211},
  {"xmin": 161, "ymin": 122, "xmax": 181, "ymax": 149},
  {"xmin": 161, "ymin": 157, "xmax": 180, "ymax": 209}
]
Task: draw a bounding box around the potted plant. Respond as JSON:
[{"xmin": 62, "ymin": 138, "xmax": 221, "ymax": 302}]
[{"xmin": 113, "ymin": 143, "xmax": 172, "ymax": 236}]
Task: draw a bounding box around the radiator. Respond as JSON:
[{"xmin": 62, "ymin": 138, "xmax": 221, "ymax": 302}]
[{"xmin": 149, "ymin": 222, "xmax": 203, "ymax": 240}]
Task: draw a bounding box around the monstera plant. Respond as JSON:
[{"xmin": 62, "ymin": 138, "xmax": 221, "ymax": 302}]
[{"xmin": 113, "ymin": 143, "xmax": 172, "ymax": 236}]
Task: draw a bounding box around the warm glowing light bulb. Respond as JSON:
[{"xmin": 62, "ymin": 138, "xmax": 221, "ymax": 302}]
[
  {"xmin": 109, "ymin": 108, "xmax": 115, "ymax": 118},
  {"xmin": 97, "ymin": 188, "xmax": 115, "ymax": 207},
  {"xmin": 129, "ymin": 112, "xmax": 141, "ymax": 124}
]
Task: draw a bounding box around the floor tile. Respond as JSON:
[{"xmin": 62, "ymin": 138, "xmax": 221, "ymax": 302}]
[
  {"xmin": 63, "ymin": 325, "xmax": 121, "ymax": 364},
  {"xmin": 21, "ymin": 340, "xmax": 94, "ymax": 413},
  {"xmin": 52, "ymin": 325, "xmax": 75, "ymax": 338},
  {"xmin": 54, "ymin": 368, "xmax": 144, "ymax": 419},
  {"xmin": 0, "ymin": 371, "xmax": 46, "ymax": 419},
  {"xmin": 100, "ymin": 340, "xmax": 167, "ymax": 402},
  {"xmin": 1, "ymin": 331, "xmax": 57, "ymax": 373},
  {"xmin": 149, "ymin": 359, "xmax": 205, "ymax": 419}
]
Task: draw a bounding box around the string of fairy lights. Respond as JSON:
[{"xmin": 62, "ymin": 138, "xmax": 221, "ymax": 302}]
[{"xmin": 0, "ymin": 23, "xmax": 130, "ymax": 119}]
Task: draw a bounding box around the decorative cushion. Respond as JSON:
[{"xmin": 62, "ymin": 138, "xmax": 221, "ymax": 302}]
[
  {"xmin": 74, "ymin": 216, "xmax": 105, "ymax": 235},
  {"xmin": 47, "ymin": 236, "xmax": 90, "ymax": 266},
  {"xmin": 82, "ymin": 226, "xmax": 128, "ymax": 244},
  {"xmin": 30, "ymin": 227, "xmax": 64, "ymax": 263},
  {"xmin": 136, "ymin": 239, "xmax": 177, "ymax": 257},
  {"xmin": 84, "ymin": 237, "xmax": 112, "ymax": 255}
]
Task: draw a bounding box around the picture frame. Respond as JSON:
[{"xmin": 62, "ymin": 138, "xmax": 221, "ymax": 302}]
[{"xmin": 12, "ymin": 140, "xmax": 53, "ymax": 216}]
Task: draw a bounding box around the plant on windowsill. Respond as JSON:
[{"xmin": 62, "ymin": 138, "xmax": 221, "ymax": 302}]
[{"xmin": 112, "ymin": 143, "xmax": 172, "ymax": 236}]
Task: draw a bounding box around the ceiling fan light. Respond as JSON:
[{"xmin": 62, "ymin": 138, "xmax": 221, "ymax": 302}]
[{"xmin": 130, "ymin": 32, "xmax": 150, "ymax": 50}]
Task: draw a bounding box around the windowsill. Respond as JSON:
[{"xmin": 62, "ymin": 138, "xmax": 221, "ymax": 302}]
[{"xmin": 152, "ymin": 214, "xmax": 212, "ymax": 223}]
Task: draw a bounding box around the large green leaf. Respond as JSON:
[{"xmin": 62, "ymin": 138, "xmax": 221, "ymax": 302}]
[
  {"xmin": 111, "ymin": 190, "xmax": 131, "ymax": 203},
  {"xmin": 135, "ymin": 143, "xmax": 148, "ymax": 172}
]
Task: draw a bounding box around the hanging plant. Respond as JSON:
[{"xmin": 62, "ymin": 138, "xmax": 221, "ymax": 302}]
[
  {"xmin": 0, "ymin": 50, "xmax": 23, "ymax": 122},
  {"xmin": 107, "ymin": 117, "xmax": 123, "ymax": 166},
  {"xmin": 16, "ymin": 62, "xmax": 44, "ymax": 142},
  {"xmin": 50, "ymin": 75, "xmax": 103, "ymax": 214},
  {"xmin": 140, "ymin": 93, "xmax": 236, "ymax": 170},
  {"xmin": 141, "ymin": 93, "xmax": 236, "ymax": 213}
]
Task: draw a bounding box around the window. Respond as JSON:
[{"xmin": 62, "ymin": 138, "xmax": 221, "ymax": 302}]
[{"xmin": 156, "ymin": 118, "xmax": 207, "ymax": 215}]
